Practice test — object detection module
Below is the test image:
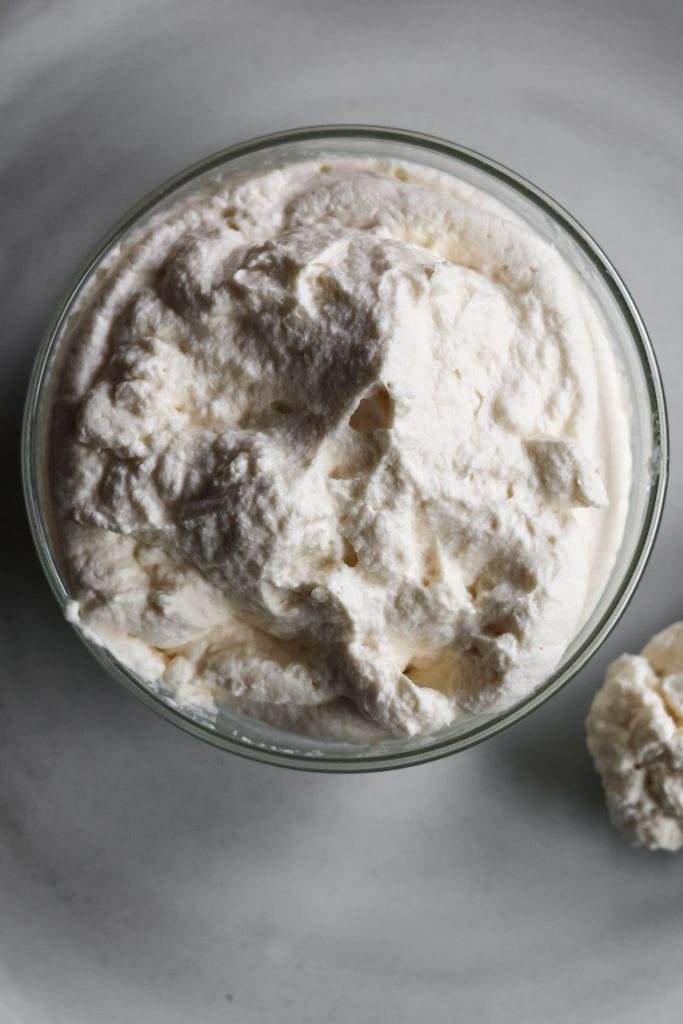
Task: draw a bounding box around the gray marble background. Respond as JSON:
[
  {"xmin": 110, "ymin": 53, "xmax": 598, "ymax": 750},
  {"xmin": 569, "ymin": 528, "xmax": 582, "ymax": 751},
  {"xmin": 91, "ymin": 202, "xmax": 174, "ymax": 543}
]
[{"xmin": 2, "ymin": 1, "xmax": 682, "ymax": 1021}]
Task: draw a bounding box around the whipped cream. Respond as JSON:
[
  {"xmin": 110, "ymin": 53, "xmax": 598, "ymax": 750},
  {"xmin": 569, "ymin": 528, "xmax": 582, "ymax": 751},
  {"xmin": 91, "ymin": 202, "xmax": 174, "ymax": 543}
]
[
  {"xmin": 587, "ymin": 623, "xmax": 683, "ymax": 851},
  {"xmin": 52, "ymin": 156, "xmax": 631, "ymax": 740}
]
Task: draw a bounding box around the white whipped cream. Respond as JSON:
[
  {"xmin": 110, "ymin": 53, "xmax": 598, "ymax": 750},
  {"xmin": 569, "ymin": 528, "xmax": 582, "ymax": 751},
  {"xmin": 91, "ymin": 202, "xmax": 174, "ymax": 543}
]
[
  {"xmin": 53, "ymin": 156, "xmax": 631, "ymax": 740},
  {"xmin": 587, "ymin": 623, "xmax": 683, "ymax": 851}
]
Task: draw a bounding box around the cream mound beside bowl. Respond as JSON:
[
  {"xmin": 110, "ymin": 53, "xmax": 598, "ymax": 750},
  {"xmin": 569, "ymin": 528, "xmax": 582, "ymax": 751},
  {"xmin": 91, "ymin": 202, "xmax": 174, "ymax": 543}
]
[{"xmin": 23, "ymin": 127, "xmax": 667, "ymax": 770}]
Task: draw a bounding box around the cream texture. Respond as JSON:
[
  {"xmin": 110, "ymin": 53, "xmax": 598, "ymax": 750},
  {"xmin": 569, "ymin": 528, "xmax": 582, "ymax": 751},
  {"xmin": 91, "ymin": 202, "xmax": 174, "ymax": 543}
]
[
  {"xmin": 53, "ymin": 156, "xmax": 631, "ymax": 740},
  {"xmin": 587, "ymin": 623, "xmax": 683, "ymax": 851}
]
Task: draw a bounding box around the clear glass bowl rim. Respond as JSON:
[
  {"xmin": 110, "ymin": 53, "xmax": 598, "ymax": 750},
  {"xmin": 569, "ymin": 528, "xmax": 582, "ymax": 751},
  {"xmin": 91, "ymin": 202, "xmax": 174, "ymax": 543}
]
[{"xmin": 21, "ymin": 124, "xmax": 669, "ymax": 772}]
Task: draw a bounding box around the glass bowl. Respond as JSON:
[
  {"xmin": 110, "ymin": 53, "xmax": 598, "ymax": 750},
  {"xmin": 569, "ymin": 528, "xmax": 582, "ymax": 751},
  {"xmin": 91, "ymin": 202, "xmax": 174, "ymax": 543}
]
[{"xmin": 22, "ymin": 125, "xmax": 668, "ymax": 772}]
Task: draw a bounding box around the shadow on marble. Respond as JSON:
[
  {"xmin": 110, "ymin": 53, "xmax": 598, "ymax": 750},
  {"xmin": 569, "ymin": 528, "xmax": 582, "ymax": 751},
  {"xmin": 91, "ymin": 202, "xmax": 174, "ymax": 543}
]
[
  {"xmin": 487, "ymin": 686, "xmax": 606, "ymax": 817},
  {"xmin": 480, "ymin": 673, "xmax": 683, "ymax": 879}
]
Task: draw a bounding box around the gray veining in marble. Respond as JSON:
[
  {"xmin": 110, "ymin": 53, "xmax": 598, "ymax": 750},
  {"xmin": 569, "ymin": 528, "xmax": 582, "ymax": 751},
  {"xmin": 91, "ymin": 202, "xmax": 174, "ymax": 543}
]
[{"xmin": 1, "ymin": 1, "xmax": 682, "ymax": 1021}]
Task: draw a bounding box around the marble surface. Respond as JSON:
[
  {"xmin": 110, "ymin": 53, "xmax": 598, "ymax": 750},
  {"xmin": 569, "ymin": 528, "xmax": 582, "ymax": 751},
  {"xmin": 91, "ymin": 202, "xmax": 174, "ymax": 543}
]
[{"xmin": 2, "ymin": 1, "xmax": 682, "ymax": 1021}]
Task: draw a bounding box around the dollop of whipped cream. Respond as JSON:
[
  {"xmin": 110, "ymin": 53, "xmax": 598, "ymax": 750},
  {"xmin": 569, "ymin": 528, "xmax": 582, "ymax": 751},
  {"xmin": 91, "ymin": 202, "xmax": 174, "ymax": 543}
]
[
  {"xmin": 587, "ymin": 623, "xmax": 683, "ymax": 851},
  {"xmin": 53, "ymin": 157, "xmax": 630, "ymax": 740}
]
